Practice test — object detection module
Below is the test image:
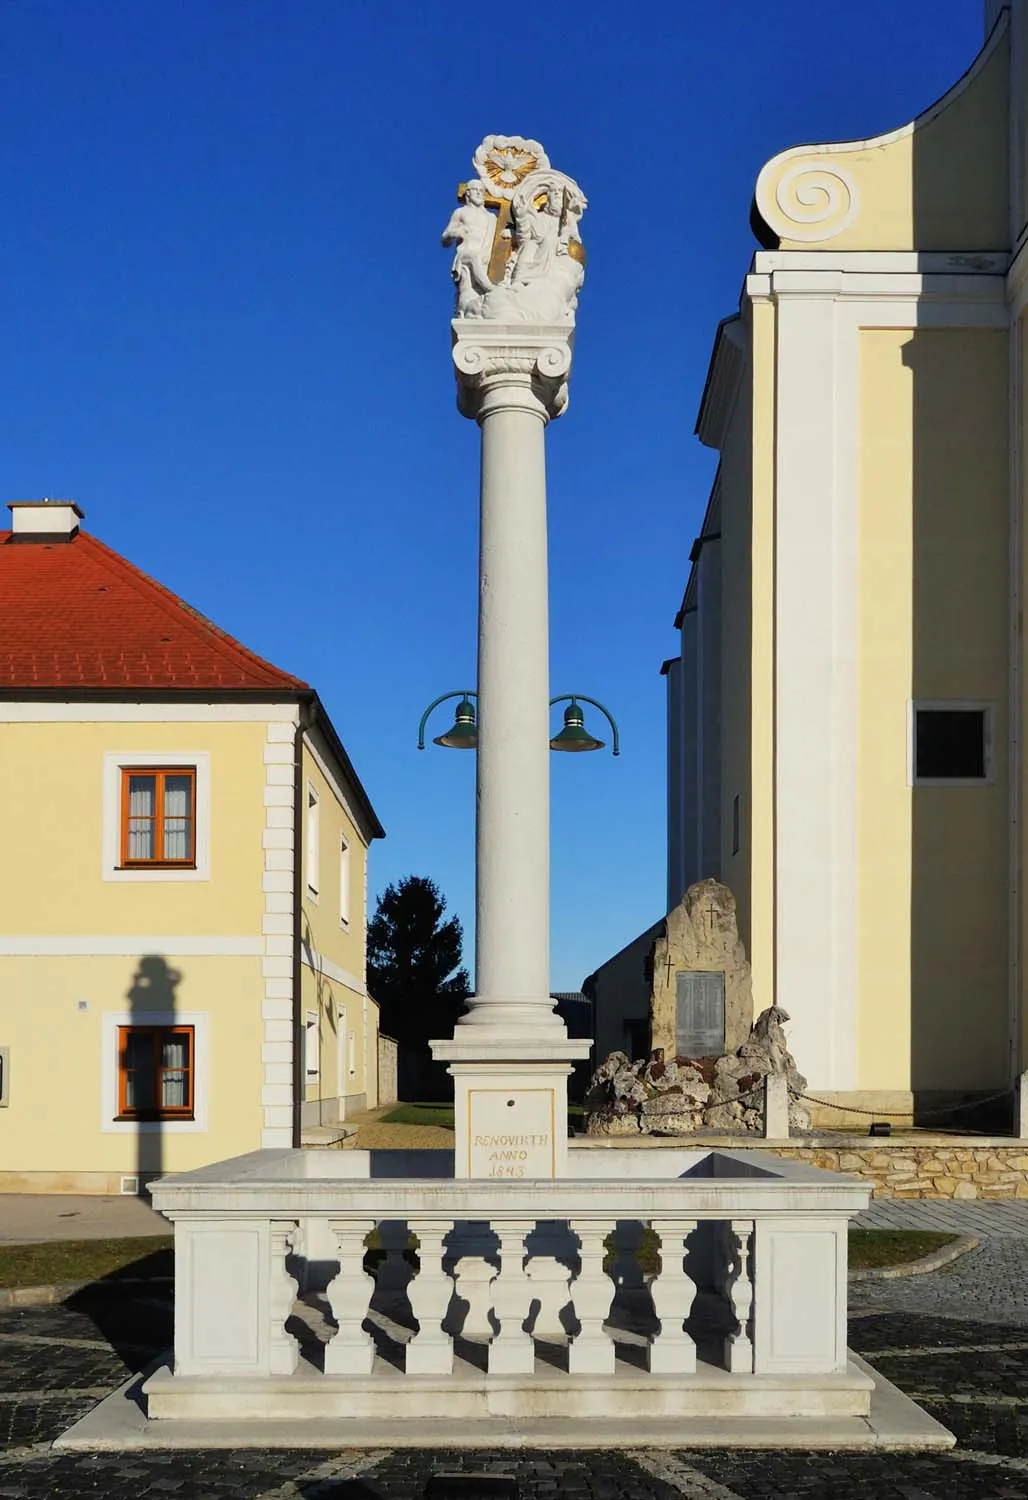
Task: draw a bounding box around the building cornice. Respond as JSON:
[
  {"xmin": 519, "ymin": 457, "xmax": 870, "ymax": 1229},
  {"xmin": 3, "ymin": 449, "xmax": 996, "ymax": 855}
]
[{"xmin": 695, "ymin": 317, "xmax": 748, "ymax": 450}]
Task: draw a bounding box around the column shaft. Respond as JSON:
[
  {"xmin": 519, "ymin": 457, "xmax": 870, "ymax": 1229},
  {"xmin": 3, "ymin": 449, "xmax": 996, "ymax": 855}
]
[{"xmin": 470, "ymin": 388, "xmax": 555, "ymax": 1027}]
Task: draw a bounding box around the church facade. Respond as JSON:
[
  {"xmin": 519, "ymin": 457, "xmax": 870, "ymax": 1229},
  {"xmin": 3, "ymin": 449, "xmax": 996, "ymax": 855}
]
[{"xmin": 660, "ymin": 1, "xmax": 1028, "ymax": 1120}]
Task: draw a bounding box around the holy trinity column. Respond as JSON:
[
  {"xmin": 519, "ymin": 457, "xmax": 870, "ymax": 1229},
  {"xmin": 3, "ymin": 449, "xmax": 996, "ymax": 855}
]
[{"xmin": 430, "ymin": 137, "xmax": 592, "ymax": 1178}]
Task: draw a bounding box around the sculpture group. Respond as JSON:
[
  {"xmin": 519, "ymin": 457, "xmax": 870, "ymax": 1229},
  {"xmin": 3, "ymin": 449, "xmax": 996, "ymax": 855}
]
[{"xmin": 442, "ymin": 134, "xmax": 587, "ymax": 324}]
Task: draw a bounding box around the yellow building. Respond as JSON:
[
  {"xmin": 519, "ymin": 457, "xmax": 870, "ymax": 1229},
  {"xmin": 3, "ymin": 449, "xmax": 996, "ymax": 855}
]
[
  {"xmin": 585, "ymin": 3, "xmax": 1028, "ymax": 1125},
  {"xmin": 0, "ymin": 499, "xmax": 384, "ymax": 1192},
  {"xmin": 659, "ymin": 1, "xmax": 1025, "ymax": 1124}
]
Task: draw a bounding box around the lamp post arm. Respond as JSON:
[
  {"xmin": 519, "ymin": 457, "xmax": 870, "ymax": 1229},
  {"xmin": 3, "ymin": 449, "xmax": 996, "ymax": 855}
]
[
  {"xmin": 417, "ymin": 690, "xmax": 478, "ymax": 749},
  {"xmin": 549, "ymin": 693, "xmax": 621, "ymax": 756}
]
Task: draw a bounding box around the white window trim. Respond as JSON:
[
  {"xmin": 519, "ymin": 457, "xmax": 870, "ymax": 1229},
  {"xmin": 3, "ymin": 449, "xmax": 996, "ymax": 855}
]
[
  {"xmin": 908, "ymin": 700, "xmax": 996, "ymax": 787},
  {"xmin": 102, "ymin": 752, "xmax": 211, "ymax": 882},
  {"xmin": 339, "ymin": 835, "xmax": 351, "ymax": 928},
  {"xmin": 304, "ymin": 1009, "xmax": 320, "ymax": 1079},
  {"xmin": 100, "ymin": 1010, "xmax": 208, "ymax": 1134},
  {"xmin": 306, "ymin": 781, "xmax": 320, "ymax": 901},
  {"xmin": 0, "ymin": 1046, "xmax": 9, "ymax": 1107}
]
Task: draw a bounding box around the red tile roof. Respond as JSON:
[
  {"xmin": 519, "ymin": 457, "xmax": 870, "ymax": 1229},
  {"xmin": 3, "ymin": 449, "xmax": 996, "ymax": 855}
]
[{"xmin": 0, "ymin": 529, "xmax": 310, "ymax": 693}]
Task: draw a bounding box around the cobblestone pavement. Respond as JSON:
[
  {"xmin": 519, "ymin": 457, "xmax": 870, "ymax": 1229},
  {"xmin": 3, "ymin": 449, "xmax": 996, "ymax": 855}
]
[
  {"xmin": 8, "ymin": 1244, "xmax": 1028, "ymax": 1497},
  {"xmin": 854, "ymin": 1199, "xmax": 1028, "ymax": 1234}
]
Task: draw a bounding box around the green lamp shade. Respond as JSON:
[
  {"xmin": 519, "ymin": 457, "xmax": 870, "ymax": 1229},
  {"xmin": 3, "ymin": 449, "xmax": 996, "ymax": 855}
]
[
  {"xmin": 434, "ymin": 696, "xmax": 478, "ymax": 749},
  {"xmin": 550, "ymin": 701, "xmax": 604, "ymax": 753}
]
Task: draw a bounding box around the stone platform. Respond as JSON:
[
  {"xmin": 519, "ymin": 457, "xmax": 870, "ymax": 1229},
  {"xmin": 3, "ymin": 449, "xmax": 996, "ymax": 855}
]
[{"xmin": 56, "ymin": 1352, "xmax": 951, "ymax": 1451}]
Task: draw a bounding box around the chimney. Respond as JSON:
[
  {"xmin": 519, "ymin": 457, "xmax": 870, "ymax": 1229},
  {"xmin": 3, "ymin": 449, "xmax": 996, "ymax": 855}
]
[{"xmin": 7, "ymin": 499, "xmax": 84, "ymax": 541}]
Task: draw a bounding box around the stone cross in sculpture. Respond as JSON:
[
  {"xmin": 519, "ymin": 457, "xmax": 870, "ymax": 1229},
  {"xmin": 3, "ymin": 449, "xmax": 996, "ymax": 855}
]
[{"xmin": 431, "ymin": 137, "xmax": 592, "ymax": 1178}]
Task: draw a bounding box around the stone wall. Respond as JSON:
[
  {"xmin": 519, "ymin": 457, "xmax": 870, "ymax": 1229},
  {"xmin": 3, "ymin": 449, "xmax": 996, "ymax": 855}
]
[
  {"xmin": 761, "ymin": 1138, "xmax": 1028, "ymax": 1199},
  {"xmin": 571, "ymin": 1133, "xmax": 1028, "ymax": 1198}
]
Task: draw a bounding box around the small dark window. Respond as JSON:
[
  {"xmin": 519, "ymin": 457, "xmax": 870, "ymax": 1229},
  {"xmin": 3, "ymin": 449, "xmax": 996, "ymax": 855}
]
[
  {"xmin": 915, "ymin": 708, "xmax": 988, "ymax": 781},
  {"xmin": 731, "ymin": 793, "xmax": 741, "ymax": 855}
]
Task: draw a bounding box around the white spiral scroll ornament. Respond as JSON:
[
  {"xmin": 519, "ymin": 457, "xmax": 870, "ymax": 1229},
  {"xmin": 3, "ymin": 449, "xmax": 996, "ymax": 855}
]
[{"xmin": 755, "ymin": 157, "xmax": 859, "ymax": 244}]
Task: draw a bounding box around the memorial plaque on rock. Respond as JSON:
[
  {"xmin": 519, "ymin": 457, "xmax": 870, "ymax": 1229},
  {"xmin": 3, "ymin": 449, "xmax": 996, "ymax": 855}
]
[
  {"xmin": 675, "ymin": 969, "xmax": 726, "ymax": 1057},
  {"xmin": 650, "ymin": 879, "xmax": 753, "ymax": 1062}
]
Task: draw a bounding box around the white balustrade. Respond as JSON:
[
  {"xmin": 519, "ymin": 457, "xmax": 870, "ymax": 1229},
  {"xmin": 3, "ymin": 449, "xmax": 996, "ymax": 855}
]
[
  {"xmin": 648, "ymin": 1218, "xmax": 697, "ymax": 1374},
  {"xmin": 406, "ymin": 1220, "xmax": 455, "ymax": 1374},
  {"xmin": 268, "ymin": 1220, "xmax": 301, "ymax": 1375},
  {"xmin": 487, "ymin": 1220, "xmax": 535, "ymax": 1374},
  {"xmin": 324, "ymin": 1218, "xmax": 377, "ymax": 1374},
  {"xmin": 567, "ymin": 1218, "xmax": 616, "ymax": 1375},
  {"xmin": 148, "ymin": 1145, "xmax": 869, "ymax": 1412},
  {"xmin": 721, "ymin": 1218, "xmax": 755, "ymax": 1373}
]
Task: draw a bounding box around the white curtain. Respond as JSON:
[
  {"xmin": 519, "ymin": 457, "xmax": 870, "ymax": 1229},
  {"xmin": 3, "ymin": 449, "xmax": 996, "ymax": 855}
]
[
  {"xmin": 161, "ymin": 1034, "xmax": 190, "ymax": 1108},
  {"xmin": 163, "ymin": 775, "xmax": 192, "ymax": 860},
  {"xmin": 127, "ymin": 776, "xmax": 155, "ymax": 860}
]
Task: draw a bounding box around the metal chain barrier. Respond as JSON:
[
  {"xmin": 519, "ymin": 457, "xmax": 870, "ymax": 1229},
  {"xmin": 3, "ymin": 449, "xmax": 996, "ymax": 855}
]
[{"xmin": 788, "ymin": 1084, "xmax": 1015, "ymax": 1121}]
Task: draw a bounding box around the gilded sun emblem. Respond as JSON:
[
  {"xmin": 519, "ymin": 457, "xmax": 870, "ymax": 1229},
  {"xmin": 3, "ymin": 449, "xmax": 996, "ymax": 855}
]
[{"xmin": 472, "ymin": 135, "xmax": 550, "ymax": 200}]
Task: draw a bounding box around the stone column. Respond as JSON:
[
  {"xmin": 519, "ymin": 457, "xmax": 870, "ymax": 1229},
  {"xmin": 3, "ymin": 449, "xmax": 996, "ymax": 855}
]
[{"xmin": 431, "ymin": 324, "xmax": 590, "ymax": 1176}]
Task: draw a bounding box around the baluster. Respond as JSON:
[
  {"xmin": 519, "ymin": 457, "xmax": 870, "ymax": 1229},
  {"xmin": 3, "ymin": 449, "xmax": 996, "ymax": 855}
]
[
  {"xmin": 324, "ymin": 1218, "xmax": 377, "ymax": 1374},
  {"xmin": 526, "ymin": 1255, "xmax": 573, "ymax": 1342},
  {"xmin": 568, "ymin": 1219, "xmax": 617, "ymax": 1375},
  {"xmin": 648, "ymin": 1218, "xmax": 697, "ymax": 1374},
  {"xmin": 487, "ymin": 1220, "xmax": 535, "ymax": 1375},
  {"xmin": 376, "ymin": 1219, "xmax": 414, "ymax": 1301},
  {"xmin": 453, "ymin": 1255, "xmax": 495, "ymax": 1340},
  {"xmin": 406, "ymin": 1219, "xmax": 455, "ymax": 1374},
  {"xmin": 722, "ymin": 1218, "xmax": 754, "ymax": 1373},
  {"xmin": 268, "ymin": 1220, "xmax": 301, "ymax": 1375}
]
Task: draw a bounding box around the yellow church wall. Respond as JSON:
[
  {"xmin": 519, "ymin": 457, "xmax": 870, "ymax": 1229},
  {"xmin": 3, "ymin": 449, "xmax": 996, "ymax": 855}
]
[
  {"xmin": 755, "ymin": 23, "xmax": 1008, "ymax": 253},
  {"xmin": 0, "ymin": 720, "xmax": 267, "ymax": 935},
  {"xmin": 858, "ymin": 327, "xmax": 1009, "ymax": 1094},
  {"xmin": 747, "ymin": 298, "xmax": 777, "ymax": 1019},
  {"xmin": 0, "ymin": 953, "xmax": 264, "ymax": 1184}
]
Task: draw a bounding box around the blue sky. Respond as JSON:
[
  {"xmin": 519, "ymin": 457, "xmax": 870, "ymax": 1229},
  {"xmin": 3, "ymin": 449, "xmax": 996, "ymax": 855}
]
[{"xmin": 0, "ymin": 0, "xmax": 983, "ymax": 989}]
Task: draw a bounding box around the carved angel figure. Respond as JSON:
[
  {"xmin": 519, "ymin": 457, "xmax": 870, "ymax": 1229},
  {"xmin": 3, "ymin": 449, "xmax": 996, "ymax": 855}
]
[
  {"xmin": 440, "ymin": 179, "xmax": 497, "ymax": 318},
  {"xmin": 444, "ymin": 139, "xmax": 587, "ymax": 326}
]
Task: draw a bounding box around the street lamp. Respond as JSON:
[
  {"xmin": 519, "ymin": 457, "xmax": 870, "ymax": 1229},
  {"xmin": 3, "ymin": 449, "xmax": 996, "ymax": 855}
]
[
  {"xmin": 549, "ymin": 694, "xmax": 620, "ymax": 756},
  {"xmin": 418, "ymin": 690, "xmax": 618, "ymax": 756},
  {"xmin": 417, "ymin": 691, "xmax": 478, "ymax": 750}
]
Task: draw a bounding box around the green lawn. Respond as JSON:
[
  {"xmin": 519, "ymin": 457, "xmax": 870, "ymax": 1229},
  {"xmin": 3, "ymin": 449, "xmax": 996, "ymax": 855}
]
[
  {"xmin": 848, "ymin": 1229, "xmax": 957, "ymax": 1270},
  {"xmin": 0, "ymin": 1236, "xmax": 174, "ymax": 1290},
  {"xmin": 380, "ymin": 1103, "xmax": 455, "ymax": 1127}
]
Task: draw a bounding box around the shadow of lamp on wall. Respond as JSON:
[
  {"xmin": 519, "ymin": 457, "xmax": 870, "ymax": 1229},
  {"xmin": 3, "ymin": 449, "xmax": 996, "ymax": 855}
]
[{"xmin": 124, "ymin": 954, "xmax": 184, "ymax": 1196}]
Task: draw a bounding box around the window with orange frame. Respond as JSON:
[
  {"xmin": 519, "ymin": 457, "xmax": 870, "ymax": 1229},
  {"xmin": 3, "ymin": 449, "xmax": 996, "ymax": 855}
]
[{"xmin": 120, "ymin": 767, "xmax": 196, "ymax": 867}]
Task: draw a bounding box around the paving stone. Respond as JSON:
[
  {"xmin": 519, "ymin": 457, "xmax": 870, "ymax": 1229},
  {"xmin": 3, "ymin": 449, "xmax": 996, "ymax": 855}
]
[{"xmin": 7, "ymin": 1258, "xmax": 1028, "ymax": 1495}]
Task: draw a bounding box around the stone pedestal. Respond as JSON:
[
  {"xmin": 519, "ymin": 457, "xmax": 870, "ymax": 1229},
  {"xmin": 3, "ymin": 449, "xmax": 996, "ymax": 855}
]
[{"xmin": 763, "ymin": 1072, "xmax": 790, "ymax": 1139}]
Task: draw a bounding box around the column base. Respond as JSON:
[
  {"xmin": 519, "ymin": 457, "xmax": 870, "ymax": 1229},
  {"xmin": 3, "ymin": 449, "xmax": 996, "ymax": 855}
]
[{"xmin": 431, "ymin": 1035, "xmax": 591, "ymax": 1181}]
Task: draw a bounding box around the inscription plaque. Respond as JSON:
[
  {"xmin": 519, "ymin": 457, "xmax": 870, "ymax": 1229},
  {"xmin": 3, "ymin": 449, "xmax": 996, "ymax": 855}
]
[
  {"xmin": 468, "ymin": 1089, "xmax": 555, "ymax": 1179},
  {"xmin": 675, "ymin": 970, "xmax": 726, "ymax": 1057}
]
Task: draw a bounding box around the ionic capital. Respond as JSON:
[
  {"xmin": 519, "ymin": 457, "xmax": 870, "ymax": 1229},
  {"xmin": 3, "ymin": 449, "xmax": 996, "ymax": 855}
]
[{"xmin": 451, "ymin": 322, "xmax": 575, "ymax": 424}]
